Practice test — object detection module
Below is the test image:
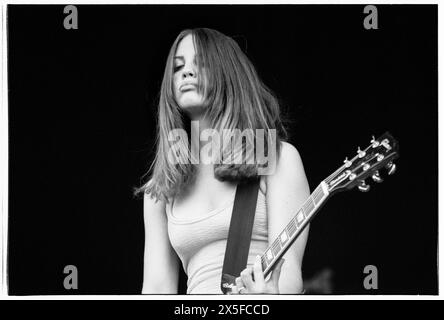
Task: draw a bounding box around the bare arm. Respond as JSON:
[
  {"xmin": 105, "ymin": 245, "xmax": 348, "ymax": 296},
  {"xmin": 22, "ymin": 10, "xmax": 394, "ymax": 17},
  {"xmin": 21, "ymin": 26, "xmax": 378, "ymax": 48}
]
[
  {"xmin": 142, "ymin": 192, "xmax": 180, "ymax": 294},
  {"xmin": 233, "ymin": 141, "xmax": 310, "ymax": 294},
  {"xmin": 266, "ymin": 141, "xmax": 310, "ymax": 293}
]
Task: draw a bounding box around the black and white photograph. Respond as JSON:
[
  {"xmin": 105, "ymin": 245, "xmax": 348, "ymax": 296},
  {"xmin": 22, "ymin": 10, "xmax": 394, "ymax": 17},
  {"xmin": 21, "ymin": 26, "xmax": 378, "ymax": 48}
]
[{"xmin": 0, "ymin": 2, "xmax": 439, "ymax": 299}]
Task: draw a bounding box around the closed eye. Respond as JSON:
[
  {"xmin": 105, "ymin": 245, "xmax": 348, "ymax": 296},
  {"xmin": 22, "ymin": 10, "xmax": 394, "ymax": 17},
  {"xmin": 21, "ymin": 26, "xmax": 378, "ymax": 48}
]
[{"xmin": 173, "ymin": 65, "xmax": 183, "ymax": 72}]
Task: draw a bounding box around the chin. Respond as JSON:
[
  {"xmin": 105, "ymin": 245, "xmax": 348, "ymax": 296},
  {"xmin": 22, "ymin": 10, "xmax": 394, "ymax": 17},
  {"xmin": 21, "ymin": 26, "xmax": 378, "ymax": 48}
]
[
  {"xmin": 179, "ymin": 104, "xmax": 206, "ymax": 117},
  {"xmin": 177, "ymin": 95, "xmax": 206, "ymax": 111}
]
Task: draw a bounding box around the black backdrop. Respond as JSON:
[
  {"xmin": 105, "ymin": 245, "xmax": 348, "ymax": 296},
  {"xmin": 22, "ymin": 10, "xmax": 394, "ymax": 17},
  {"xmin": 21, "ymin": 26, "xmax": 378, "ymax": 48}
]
[{"xmin": 8, "ymin": 5, "xmax": 437, "ymax": 295}]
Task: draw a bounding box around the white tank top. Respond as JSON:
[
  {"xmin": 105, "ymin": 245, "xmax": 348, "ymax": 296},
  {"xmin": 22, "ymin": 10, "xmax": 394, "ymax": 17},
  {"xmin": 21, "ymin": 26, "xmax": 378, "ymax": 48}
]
[{"xmin": 166, "ymin": 188, "xmax": 268, "ymax": 294}]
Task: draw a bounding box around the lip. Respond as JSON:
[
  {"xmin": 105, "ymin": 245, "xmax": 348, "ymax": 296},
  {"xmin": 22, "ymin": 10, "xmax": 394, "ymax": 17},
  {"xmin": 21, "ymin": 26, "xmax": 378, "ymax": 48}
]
[{"xmin": 180, "ymin": 82, "xmax": 198, "ymax": 92}]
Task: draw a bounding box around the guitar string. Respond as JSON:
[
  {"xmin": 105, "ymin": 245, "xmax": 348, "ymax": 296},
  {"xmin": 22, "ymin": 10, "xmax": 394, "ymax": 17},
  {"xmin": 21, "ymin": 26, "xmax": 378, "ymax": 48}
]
[
  {"xmin": 260, "ymin": 186, "xmax": 323, "ymax": 267},
  {"xmin": 260, "ymin": 138, "xmax": 394, "ymax": 271},
  {"xmin": 261, "ymin": 150, "xmax": 386, "ymax": 272},
  {"xmin": 325, "ymin": 143, "xmax": 377, "ymax": 182},
  {"xmin": 325, "ymin": 143, "xmax": 379, "ymax": 183},
  {"xmin": 261, "ymin": 185, "xmax": 323, "ymax": 269},
  {"xmin": 326, "ymin": 137, "xmax": 396, "ymax": 183}
]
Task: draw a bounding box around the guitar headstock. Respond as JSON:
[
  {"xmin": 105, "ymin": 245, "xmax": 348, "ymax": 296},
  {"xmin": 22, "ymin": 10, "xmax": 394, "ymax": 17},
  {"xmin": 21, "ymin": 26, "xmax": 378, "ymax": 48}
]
[{"xmin": 326, "ymin": 132, "xmax": 399, "ymax": 194}]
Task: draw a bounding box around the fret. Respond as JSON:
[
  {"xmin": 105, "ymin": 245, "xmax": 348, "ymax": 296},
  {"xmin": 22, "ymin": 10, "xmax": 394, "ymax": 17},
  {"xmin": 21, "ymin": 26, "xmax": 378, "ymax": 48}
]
[
  {"xmin": 313, "ymin": 185, "xmax": 325, "ymax": 205},
  {"xmin": 261, "ymin": 255, "xmax": 268, "ymax": 270},
  {"xmin": 261, "ymin": 183, "xmax": 329, "ymax": 277},
  {"xmin": 295, "ymin": 209, "xmax": 305, "ymax": 227},
  {"xmin": 279, "ymin": 230, "xmax": 289, "ymax": 245},
  {"xmin": 265, "ymin": 249, "xmax": 274, "ymax": 262},
  {"xmin": 287, "ymin": 217, "xmax": 297, "ymax": 236},
  {"xmin": 271, "ymin": 243, "xmax": 278, "ymax": 257},
  {"xmin": 271, "ymin": 238, "xmax": 282, "ymax": 256},
  {"xmin": 302, "ymin": 197, "xmax": 315, "ymax": 217}
]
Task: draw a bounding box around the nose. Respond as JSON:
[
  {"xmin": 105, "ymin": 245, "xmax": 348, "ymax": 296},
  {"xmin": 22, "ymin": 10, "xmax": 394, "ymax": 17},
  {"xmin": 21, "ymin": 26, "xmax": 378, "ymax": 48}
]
[
  {"xmin": 182, "ymin": 70, "xmax": 196, "ymax": 79},
  {"xmin": 182, "ymin": 65, "xmax": 196, "ymax": 79}
]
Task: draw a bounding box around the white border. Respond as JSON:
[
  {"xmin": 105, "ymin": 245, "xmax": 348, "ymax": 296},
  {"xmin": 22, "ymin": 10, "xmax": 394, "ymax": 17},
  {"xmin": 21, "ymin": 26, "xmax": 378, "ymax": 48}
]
[
  {"xmin": 0, "ymin": 0, "xmax": 440, "ymax": 300},
  {"xmin": 438, "ymin": 0, "xmax": 442, "ymax": 299},
  {"xmin": 1, "ymin": 1, "xmax": 8, "ymax": 297}
]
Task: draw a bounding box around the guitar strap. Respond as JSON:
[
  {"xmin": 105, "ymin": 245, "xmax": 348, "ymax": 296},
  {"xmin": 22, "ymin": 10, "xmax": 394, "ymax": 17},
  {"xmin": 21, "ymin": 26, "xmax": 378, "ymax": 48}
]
[{"xmin": 220, "ymin": 178, "xmax": 260, "ymax": 294}]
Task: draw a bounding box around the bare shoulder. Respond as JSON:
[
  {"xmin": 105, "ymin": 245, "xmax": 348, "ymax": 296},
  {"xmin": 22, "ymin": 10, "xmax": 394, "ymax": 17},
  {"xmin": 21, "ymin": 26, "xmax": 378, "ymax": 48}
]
[
  {"xmin": 262, "ymin": 141, "xmax": 306, "ymax": 194},
  {"xmin": 271, "ymin": 141, "xmax": 305, "ymax": 179},
  {"xmin": 143, "ymin": 189, "xmax": 167, "ymax": 218},
  {"xmin": 279, "ymin": 141, "xmax": 303, "ymax": 165}
]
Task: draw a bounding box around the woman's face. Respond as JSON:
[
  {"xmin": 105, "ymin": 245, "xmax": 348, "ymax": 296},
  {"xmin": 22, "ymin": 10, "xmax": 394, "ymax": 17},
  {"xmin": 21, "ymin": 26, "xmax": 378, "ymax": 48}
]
[{"xmin": 173, "ymin": 34, "xmax": 207, "ymax": 116}]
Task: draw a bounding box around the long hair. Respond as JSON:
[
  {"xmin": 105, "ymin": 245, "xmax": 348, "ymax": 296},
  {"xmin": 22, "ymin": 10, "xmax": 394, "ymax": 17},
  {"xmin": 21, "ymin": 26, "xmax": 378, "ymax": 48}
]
[{"xmin": 136, "ymin": 28, "xmax": 288, "ymax": 203}]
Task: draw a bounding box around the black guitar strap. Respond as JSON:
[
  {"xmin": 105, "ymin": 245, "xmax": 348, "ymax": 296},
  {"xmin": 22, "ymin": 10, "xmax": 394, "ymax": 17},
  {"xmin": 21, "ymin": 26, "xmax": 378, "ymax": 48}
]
[{"xmin": 220, "ymin": 178, "xmax": 260, "ymax": 294}]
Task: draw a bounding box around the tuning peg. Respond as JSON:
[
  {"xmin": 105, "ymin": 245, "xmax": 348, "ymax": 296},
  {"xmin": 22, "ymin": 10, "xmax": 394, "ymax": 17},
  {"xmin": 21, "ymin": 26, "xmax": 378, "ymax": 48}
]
[
  {"xmin": 371, "ymin": 135, "xmax": 380, "ymax": 148},
  {"xmin": 343, "ymin": 157, "xmax": 352, "ymax": 168},
  {"xmin": 348, "ymin": 172, "xmax": 357, "ymax": 181},
  {"xmin": 357, "ymin": 147, "xmax": 366, "ymax": 158},
  {"xmin": 381, "ymin": 139, "xmax": 392, "ymax": 151},
  {"xmin": 358, "ymin": 180, "xmax": 370, "ymax": 192},
  {"xmin": 372, "ymin": 170, "xmax": 383, "ymax": 183},
  {"xmin": 386, "ymin": 162, "xmax": 397, "ymax": 175}
]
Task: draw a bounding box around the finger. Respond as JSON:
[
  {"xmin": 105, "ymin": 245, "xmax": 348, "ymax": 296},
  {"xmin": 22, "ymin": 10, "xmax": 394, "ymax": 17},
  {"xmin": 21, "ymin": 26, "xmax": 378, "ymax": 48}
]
[
  {"xmin": 235, "ymin": 277, "xmax": 249, "ymax": 294},
  {"xmin": 235, "ymin": 277, "xmax": 244, "ymax": 288},
  {"xmin": 271, "ymin": 258, "xmax": 285, "ymax": 284},
  {"xmin": 253, "ymin": 255, "xmax": 265, "ymax": 284},
  {"xmin": 240, "ymin": 267, "xmax": 254, "ymax": 289},
  {"xmin": 230, "ymin": 285, "xmax": 239, "ymax": 295}
]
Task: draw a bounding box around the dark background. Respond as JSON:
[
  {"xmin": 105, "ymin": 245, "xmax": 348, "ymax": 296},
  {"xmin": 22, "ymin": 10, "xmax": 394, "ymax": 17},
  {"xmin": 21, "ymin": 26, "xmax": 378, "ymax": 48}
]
[{"xmin": 8, "ymin": 5, "xmax": 437, "ymax": 295}]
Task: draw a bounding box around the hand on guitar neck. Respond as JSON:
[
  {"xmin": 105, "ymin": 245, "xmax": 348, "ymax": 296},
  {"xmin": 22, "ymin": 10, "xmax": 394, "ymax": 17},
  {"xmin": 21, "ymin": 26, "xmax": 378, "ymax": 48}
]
[{"xmin": 229, "ymin": 255, "xmax": 286, "ymax": 294}]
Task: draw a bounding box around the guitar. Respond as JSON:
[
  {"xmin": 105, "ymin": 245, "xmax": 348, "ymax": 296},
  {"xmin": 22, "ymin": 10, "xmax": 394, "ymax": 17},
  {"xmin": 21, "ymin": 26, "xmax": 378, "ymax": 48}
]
[{"xmin": 223, "ymin": 132, "xmax": 399, "ymax": 293}]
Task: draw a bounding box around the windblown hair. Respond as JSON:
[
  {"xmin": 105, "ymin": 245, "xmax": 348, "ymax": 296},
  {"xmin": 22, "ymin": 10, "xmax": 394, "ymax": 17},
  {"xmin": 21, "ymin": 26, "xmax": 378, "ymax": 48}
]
[{"xmin": 136, "ymin": 28, "xmax": 288, "ymax": 202}]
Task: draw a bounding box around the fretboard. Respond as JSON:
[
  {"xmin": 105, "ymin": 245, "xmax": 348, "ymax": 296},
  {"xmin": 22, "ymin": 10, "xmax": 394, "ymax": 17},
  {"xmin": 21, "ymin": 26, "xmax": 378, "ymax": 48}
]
[{"xmin": 260, "ymin": 181, "xmax": 329, "ymax": 277}]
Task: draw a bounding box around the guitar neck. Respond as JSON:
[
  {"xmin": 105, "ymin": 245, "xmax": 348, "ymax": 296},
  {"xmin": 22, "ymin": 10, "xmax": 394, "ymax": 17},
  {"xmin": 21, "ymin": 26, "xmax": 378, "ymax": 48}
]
[{"xmin": 260, "ymin": 181, "xmax": 330, "ymax": 278}]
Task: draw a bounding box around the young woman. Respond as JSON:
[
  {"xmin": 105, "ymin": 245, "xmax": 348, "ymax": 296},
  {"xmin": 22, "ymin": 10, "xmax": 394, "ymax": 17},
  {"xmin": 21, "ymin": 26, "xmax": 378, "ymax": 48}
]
[{"xmin": 138, "ymin": 28, "xmax": 310, "ymax": 294}]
